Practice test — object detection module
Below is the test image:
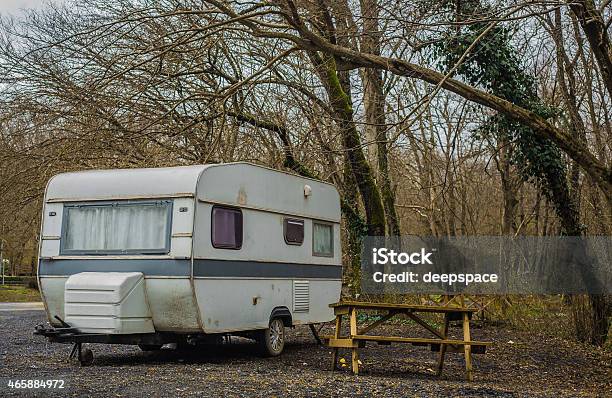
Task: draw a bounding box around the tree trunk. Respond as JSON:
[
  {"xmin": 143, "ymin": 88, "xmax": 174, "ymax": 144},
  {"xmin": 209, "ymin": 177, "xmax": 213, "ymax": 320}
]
[
  {"xmin": 567, "ymin": 0, "xmax": 612, "ymax": 99},
  {"xmin": 341, "ymin": 159, "xmax": 367, "ymax": 296},
  {"xmin": 497, "ymin": 138, "xmax": 519, "ymax": 235},
  {"xmin": 359, "ymin": 0, "xmax": 400, "ymax": 236},
  {"xmin": 312, "ymin": 52, "xmax": 387, "ymax": 236},
  {"xmin": 551, "ymin": 7, "xmax": 609, "ymax": 346}
]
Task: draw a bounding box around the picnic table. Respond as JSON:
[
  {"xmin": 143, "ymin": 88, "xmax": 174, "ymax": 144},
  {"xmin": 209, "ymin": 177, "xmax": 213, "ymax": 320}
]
[{"xmin": 324, "ymin": 301, "xmax": 491, "ymax": 381}]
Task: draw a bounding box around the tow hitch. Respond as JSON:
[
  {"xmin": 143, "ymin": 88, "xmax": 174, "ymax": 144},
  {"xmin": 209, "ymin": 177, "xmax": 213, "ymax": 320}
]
[{"xmin": 34, "ymin": 316, "xmax": 94, "ymax": 366}]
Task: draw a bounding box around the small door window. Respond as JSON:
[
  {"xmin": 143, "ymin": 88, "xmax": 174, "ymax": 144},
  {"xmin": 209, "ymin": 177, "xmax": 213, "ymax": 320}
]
[
  {"xmin": 211, "ymin": 206, "xmax": 243, "ymax": 249},
  {"xmin": 284, "ymin": 218, "xmax": 304, "ymax": 245},
  {"xmin": 313, "ymin": 222, "xmax": 333, "ymax": 257}
]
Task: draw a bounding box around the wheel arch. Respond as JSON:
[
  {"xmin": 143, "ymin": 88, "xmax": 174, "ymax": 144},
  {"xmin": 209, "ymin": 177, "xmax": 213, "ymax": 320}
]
[{"xmin": 269, "ymin": 306, "xmax": 292, "ymax": 327}]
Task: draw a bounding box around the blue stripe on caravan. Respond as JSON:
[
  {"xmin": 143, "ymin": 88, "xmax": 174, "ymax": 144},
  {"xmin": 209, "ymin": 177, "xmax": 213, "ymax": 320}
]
[
  {"xmin": 38, "ymin": 258, "xmax": 190, "ymax": 276},
  {"xmin": 38, "ymin": 259, "xmax": 343, "ymax": 279},
  {"xmin": 193, "ymin": 259, "xmax": 343, "ymax": 279}
]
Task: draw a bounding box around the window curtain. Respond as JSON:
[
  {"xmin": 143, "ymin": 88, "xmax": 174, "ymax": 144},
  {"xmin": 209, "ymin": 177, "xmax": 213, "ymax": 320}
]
[
  {"xmin": 313, "ymin": 223, "xmax": 332, "ymax": 255},
  {"xmin": 212, "ymin": 208, "xmax": 241, "ymax": 248},
  {"xmin": 63, "ymin": 203, "xmax": 169, "ymax": 252}
]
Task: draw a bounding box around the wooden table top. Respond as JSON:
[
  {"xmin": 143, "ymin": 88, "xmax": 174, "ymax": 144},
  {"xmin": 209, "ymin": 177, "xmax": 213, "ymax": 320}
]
[{"xmin": 329, "ymin": 301, "xmax": 477, "ymax": 313}]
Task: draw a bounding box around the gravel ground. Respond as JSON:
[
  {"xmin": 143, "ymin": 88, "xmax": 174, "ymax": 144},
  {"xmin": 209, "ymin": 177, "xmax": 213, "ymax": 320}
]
[{"xmin": 0, "ymin": 311, "xmax": 610, "ymax": 397}]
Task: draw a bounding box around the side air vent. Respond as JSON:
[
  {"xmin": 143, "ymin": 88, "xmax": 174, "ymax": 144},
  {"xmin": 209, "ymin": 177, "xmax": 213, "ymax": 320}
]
[{"xmin": 293, "ymin": 280, "xmax": 310, "ymax": 313}]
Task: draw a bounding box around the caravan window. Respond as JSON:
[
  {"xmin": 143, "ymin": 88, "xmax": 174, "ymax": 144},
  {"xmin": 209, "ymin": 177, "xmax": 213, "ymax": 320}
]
[
  {"xmin": 211, "ymin": 206, "xmax": 243, "ymax": 249},
  {"xmin": 284, "ymin": 218, "xmax": 304, "ymax": 245},
  {"xmin": 61, "ymin": 200, "xmax": 172, "ymax": 255},
  {"xmin": 313, "ymin": 222, "xmax": 333, "ymax": 257}
]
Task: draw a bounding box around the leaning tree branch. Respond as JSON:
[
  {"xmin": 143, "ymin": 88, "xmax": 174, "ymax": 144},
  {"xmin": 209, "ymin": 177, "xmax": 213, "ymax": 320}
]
[{"xmin": 275, "ymin": 0, "xmax": 612, "ymax": 204}]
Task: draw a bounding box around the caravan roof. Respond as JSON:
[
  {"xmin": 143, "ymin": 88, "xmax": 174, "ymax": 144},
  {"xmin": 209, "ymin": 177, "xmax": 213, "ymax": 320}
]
[
  {"xmin": 44, "ymin": 162, "xmax": 341, "ymax": 222},
  {"xmin": 45, "ymin": 165, "xmax": 210, "ymax": 202}
]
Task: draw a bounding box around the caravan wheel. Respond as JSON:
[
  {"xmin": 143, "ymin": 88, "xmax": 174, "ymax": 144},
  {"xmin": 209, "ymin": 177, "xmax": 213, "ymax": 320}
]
[
  {"xmin": 258, "ymin": 318, "xmax": 285, "ymax": 357},
  {"xmin": 79, "ymin": 348, "xmax": 94, "ymax": 366}
]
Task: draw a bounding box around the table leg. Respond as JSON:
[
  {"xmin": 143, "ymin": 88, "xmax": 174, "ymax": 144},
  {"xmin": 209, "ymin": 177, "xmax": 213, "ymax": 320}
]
[
  {"xmin": 436, "ymin": 313, "xmax": 450, "ymax": 376},
  {"xmin": 350, "ymin": 307, "xmax": 359, "ymax": 375},
  {"xmin": 351, "ymin": 348, "xmax": 359, "ymax": 375},
  {"xmin": 331, "ymin": 314, "xmax": 342, "ymax": 371},
  {"xmin": 463, "ymin": 312, "xmax": 473, "ymax": 382}
]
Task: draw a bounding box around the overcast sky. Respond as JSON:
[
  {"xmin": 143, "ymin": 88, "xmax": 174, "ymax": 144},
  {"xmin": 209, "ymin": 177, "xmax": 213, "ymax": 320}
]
[{"xmin": 0, "ymin": 1, "xmax": 60, "ymax": 16}]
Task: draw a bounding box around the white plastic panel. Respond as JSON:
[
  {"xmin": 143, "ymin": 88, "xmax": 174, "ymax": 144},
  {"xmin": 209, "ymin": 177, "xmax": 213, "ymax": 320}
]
[
  {"xmin": 171, "ymin": 198, "xmax": 195, "ymax": 235},
  {"xmin": 295, "ymin": 279, "xmax": 341, "ymax": 324},
  {"xmin": 45, "ymin": 165, "xmax": 209, "ymax": 202},
  {"xmin": 64, "ymin": 272, "xmax": 154, "ymax": 334},
  {"xmin": 145, "ymin": 278, "xmax": 201, "ymax": 332},
  {"xmin": 169, "ymin": 198, "xmax": 194, "ymax": 258},
  {"xmin": 197, "ymin": 163, "xmax": 341, "ymax": 222},
  {"xmin": 194, "ymin": 279, "xmax": 291, "ymax": 332},
  {"xmin": 40, "ymin": 240, "xmax": 61, "ymax": 258},
  {"xmin": 41, "ymin": 203, "xmax": 63, "ymax": 237},
  {"xmin": 39, "ymin": 277, "xmax": 67, "ymax": 326},
  {"xmin": 41, "ymin": 275, "xmax": 201, "ymax": 332},
  {"xmin": 194, "ymin": 204, "xmax": 341, "ymax": 265},
  {"xmin": 40, "ymin": 203, "xmax": 63, "ymax": 258},
  {"xmin": 194, "ymin": 278, "xmax": 341, "ymax": 333},
  {"xmin": 170, "ymin": 237, "xmax": 192, "ymax": 258},
  {"xmin": 65, "ymin": 272, "xmax": 144, "ymax": 302}
]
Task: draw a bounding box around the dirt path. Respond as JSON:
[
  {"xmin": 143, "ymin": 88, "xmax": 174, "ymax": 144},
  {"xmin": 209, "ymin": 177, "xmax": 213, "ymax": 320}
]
[
  {"xmin": 0, "ymin": 302, "xmax": 44, "ymax": 311},
  {"xmin": 0, "ymin": 311, "xmax": 610, "ymax": 397}
]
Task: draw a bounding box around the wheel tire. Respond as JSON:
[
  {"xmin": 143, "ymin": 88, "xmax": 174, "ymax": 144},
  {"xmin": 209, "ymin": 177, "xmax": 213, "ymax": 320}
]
[
  {"xmin": 258, "ymin": 318, "xmax": 285, "ymax": 357},
  {"xmin": 138, "ymin": 344, "xmax": 163, "ymax": 352},
  {"xmin": 79, "ymin": 348, "xmax": 94, "ymax": 366}
]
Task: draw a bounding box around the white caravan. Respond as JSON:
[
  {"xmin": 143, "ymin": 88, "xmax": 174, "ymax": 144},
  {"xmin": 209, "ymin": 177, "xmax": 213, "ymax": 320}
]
[{"xmin": 35, "ymin": 163, "xmax": 342, "ymax": 363}]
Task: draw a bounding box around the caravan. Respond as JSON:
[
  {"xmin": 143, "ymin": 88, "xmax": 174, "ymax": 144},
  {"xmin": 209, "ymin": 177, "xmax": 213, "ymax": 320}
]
[{"xmin": 36, "ymin": 163, "xmax": 342, "ymax": 363}]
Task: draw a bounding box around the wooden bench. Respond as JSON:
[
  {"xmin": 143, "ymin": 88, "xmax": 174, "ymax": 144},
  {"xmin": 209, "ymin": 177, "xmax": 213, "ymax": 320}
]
[{"xmin": 324, "ymin": 301, "xmax": 491, "ymax": 381}]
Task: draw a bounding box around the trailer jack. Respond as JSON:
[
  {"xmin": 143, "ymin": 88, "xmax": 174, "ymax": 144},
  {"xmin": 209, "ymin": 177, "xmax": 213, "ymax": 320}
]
[
  {"xmin": 309, "ymin": 324, "xmax": 324, "ymax": 345},
  {"xmin": 34, "ymin": 316, "xmax": 94, "ymax": 366},
  {"xmin": 69, "ymin": 342, "xmax": 94, "ymax": 366}
]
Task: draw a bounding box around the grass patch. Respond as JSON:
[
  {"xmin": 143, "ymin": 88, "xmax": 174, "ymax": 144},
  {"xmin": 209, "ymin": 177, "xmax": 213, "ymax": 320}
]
[{"xmin": 0, "ymin": 284, "xmax": 42, "ymax": 302}]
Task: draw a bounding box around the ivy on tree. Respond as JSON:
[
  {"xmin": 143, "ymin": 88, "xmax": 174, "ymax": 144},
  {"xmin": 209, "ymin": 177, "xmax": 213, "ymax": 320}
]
[{"xmin": 428, "ymin": 1, "xmax": 580, "ymax": 234}]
